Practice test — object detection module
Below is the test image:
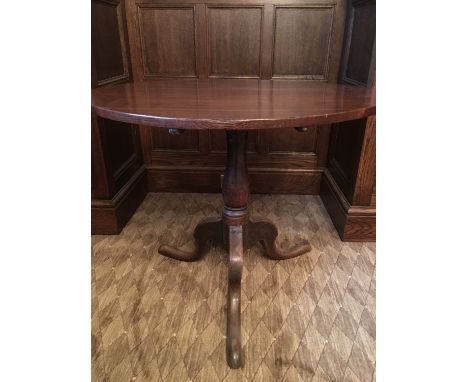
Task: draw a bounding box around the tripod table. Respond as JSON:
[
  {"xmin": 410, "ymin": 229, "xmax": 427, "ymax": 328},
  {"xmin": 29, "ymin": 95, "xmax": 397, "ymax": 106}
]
[{"xmin": 92, "ymin": 79, "xmax": 376, "ymax": 369}]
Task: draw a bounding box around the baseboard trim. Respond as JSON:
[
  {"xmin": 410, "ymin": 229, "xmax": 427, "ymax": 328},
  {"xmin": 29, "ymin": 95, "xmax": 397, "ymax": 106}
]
[
  {"xmin": 92, "ymin": 165, "xmax": 147, "ymax": 234},
  {"xmin": 147, "ymin": 166, "xmax": 323, "ymax": 194},
  {"xmin": 320, "ymin": 169, "xmax": 375, "ymax": 242},
  {"xmin": 90, "ymin": 165, "xmax": 375, "ymax": 240}
]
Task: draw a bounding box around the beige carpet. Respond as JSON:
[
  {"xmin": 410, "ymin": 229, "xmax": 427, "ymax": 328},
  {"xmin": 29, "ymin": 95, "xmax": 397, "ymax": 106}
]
[{"xmin": 92, "ymin": 193, "xmax": 376, "ymax": 382}]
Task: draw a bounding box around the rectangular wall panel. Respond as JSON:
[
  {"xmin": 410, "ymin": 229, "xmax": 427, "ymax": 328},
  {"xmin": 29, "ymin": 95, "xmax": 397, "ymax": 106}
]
[
  {"xmin": 138, "ymin": 6, "xmax": 197, "ymax": 77},
  {"xmin": 91, "ymin": 0, "xmax": 130, "ymax": 85},
  {"xmin": 207, "ymin": 7, "xmax": 263, "ymax": 78},
  {"xmin": 342, "ymin": 0, "xmax": 376, "ymax": 86},
  {"xmin": 272, "ymin": 6, "xmax": 334, "ymax": 79}
]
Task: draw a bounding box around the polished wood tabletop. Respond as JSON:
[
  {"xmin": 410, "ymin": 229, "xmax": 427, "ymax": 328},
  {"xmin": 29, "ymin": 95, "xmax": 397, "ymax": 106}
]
[
  {"xmin": 91, "ymin": 78, "xmax": 376, "ymax": 369},
  {"xmin": 92, "ymin": 79, "xmax": 375, "ymax": 130}
]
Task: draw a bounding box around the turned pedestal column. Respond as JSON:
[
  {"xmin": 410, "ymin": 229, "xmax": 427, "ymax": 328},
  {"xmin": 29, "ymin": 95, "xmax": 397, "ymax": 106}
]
[{"xmin": 159, "ymin": 130, "xmax": 311, "ymax": 368}]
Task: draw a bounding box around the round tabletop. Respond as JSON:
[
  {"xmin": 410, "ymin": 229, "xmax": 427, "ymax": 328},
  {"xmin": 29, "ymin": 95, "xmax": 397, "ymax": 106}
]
[{"xmin": 92, "ymin": 79, "xmax": 376, "ymax": 130}]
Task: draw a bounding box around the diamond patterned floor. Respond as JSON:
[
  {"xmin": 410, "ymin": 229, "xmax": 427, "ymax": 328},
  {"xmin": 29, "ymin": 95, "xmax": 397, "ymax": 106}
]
[{"xmin": 92, "ymin": 193, "xmax": 376, "ymax": 382}]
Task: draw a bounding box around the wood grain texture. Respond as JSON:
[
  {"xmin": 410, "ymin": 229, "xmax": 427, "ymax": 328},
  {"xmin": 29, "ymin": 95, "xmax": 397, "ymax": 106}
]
[
  {"xmin": 320, "ymin": 169, "xmax": 375, "ymax": 242},
  {"xmin": 91, "ymin": 0, "xmax": 143, "ymax": 223},
  {"xmin": 146, "ymin": 168, "xmax": 323, "ymax": 194},
  {"xmin": 341, "ymin": 0, "xmax": 376, "ymax": 86},
  {"xmin": 92, "ymin": 0, "xmax": 376, "ymax": 243},
  {"xmin": 116, "ymin": 0, "xmax": 348, "ymax": 197},
  {"xmin": 91, "ymin": 0, "xmax": 131, "ymax": 86},
  {"xmin": 138, "ymin": 6, "xmax": 197, "ymax": 77},
  {"xmin": 154, "ymin": 131, "xmax": 312, "ymax": 368},
  {"xmin": 269, "ymin": 126, "xmax": 318, "ymax": 152},
  {"xmin": 92, "ymin": 113, "xmax": 112, "ymax": 199},
  {"xmin": 91, "ymin": 79, "xmax": 376, "ymax": 130},
  {"xmin": 151, "ymin": 127, "xmax": 200, "ymax": 151},
  {"xmin": 207, "ymin": 6, "xmax": 263, "ymax": 77},
  {"xmin": 352, "ymin": 115, "xmax": 376, "ymax": 206},
  {"xmin": 91, "ymin": 165, "xmax": 147, "ymax": 234},
  {"xmin": 273, "ymin": 6, "xmax": 334, "ymax": 79},
  {"xmin": 327, "ymin": 118, "xmax": 366, "ymax": 204}
]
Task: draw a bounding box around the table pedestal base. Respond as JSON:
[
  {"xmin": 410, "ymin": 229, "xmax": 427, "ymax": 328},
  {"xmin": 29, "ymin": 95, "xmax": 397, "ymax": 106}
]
[{"xmin": 158, "ymin": 131, "xmax": 311, "ymax": 368}]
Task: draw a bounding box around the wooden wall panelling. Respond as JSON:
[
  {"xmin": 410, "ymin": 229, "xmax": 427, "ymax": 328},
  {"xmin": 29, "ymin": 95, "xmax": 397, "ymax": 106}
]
[
  {"xmin": 91, "ymin": 115, "xmax": 147, "ymax": 234},
  {"xmin": 320, "ymin": 115, "xmax": 375, "ymax": 242},
  {"xmin": 125, "ymin": 0, "xmax": 145, "ymax": 81},
  {"xmin": 97, "ymin": 117, "xmax": 144, "ymax": 192},
  {"xmin": 273, "ymin": 6, "xmax": 334, "ymax": 80},
  {"xmin": 93, "ymin": 0, "xmax": 379, "ymax": 241},
  {"xmin": 316, "ymin": 124, "xmax": 331, "ymax": 167},
  {"xmin": 260, "ymin": 4, "xmax": 274, "ymax": 79},
  {"xmin": 322, "ymin": 116, "xmax": 376, "ymax": 241},
  {"xmin": 91, "ymin": 0, "xmax": 132, "ymax": 86},
  {"xmin": 194, "ymin": 3, "xmax": 209, "ymax": 78},
  {"xmin": 327, "ymin": 118, "xmax": 366, "ymax": 203},
  {"xmin": 272, "ymin": 0, "xmax": 346, "ymax": 81},
  {"xmin": 268, "ymin": 126, "xmax": 317, "ymax": 152},
  {"xmin": 352, "ymin": 115, "xmax": 375, "ymax": 205},
  {"xmin": 147, "ymin": 167, "xmax": 323, "ymax": 194},
  {"xmin": 320, "ymin": 168, "xmax": 376, "ymax": 241},
  {"xmin": 319, "ymin": 0, "xmax": 376, "ymax": 241},
  {"xmin": 91, "ymin": 0, "xmax": 148, "ymax": 234},
  {"xmin": 151, "ymin": 127, "xmax": 200, "ymax": 151},
  {"xmin": 138, "ymin": 5, "xmax": 198, "ymax": 77},
  {"xmin": 265, "ymin": 0, "xmax": 345, "ymax": 162},
  {"xmin": 123, "ymin": 0, "xmax": 347, "ymax": 196},
  {"xmin": 340, "ymin": 0, "xmax": 376, "ymax": 87},
  {"xmin": 92, "ymin": 166, "xmax": 147, "ymax": 234},
  {"xmin": 326, "ymin": 115, "xmax": 375, "ymax": 205},
  {"xmin": 207, "ymin": 6, "xmax": 263, "ymax": 78},
  {"xmin": 91, "ymin": 113, "xmax": 112, "ymax": 199}
]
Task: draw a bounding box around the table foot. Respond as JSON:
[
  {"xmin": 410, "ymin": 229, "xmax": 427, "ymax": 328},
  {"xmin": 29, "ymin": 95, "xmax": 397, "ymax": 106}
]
[
  {"xmin": 226, "ymin": 225, "xmax": 243, "ymax": 369},
  {"xmin": 158, "ymin": 217, "xmax": 222, "ymax": 262},
  {"xmin": 247, "ymin": 217, "xmax": 312, "ymax": 260}
]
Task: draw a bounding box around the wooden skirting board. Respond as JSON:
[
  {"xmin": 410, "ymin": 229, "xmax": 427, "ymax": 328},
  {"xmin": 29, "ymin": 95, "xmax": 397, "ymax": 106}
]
[
  {"xmin": 91, "ymin": 165, "xmax": 147, "ymax": 234},
  {"xmin": 320, "ymin": 169, "xmax": 376, "ymax": 242},
  {"xmin": 146, "ymin": 167, "xmax": 323, "ymax": 195},
  {"xmin": 91, "ymin": 165, "xmax": 374, "ymax": 242}
]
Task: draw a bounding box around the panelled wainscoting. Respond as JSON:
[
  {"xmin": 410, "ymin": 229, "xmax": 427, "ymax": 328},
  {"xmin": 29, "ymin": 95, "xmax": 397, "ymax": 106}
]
[
  {"xmin": 321, "ymin": 0, "xmax": 376, "ymax": 241},
  {"xmin": 91, "ymin": 0, "xmax": 376, "ymax": 241}
]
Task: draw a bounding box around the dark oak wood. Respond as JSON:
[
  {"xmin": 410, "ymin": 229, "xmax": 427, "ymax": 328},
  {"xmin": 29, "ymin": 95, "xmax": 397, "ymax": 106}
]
[
  {"xmin": 226, "ymin": 225, "xmax": 243, "ymax": 368},
  {"xmin": 91, "ymin": 4, "xmax": 377, "ymax": 364},
  {"xmin": 320, "ymin": 169, "xmax": 375, "ymax": 241},
  {"xmin": 340, "ymin": 0, "xmax": 376, "ymax": 87},
  {"xmin": 146, "ymin": 167, "xmax": 323, "ymax": 194},
  {"xmin": 273, "ymin": 6, "xmax": 334, "ymax": 79},
  {"xmin": 92, "ymin": 79, "xmax": 375, "ymax": 130},
  {"xmin": 320, "ymin": 0, "xmax": 376, "ymax": 241},
  {"xmin": 91, "ymin": 0, "xmax": 131, "ymax": 86},
  {"xmin": 138, "ymin": 5, "xmax": 197, "ymax": 77},
  {"xmin": 207, "ymin": 6, "xmax": 263, "ymax": 78},
  {"xmin": 91, "ymin": 0, "xmax": 146, "ymax": 235},
  {"xmin": 91, "ymin": 76, "xmax": 375, "ymax": 366},
  {"xmin": 91, "ymin": 165, "xmax": 147, "ymax": 234},
  {"xmin": 159, "ymin": 216, "xmax": 222, "ymax": 261},
  {"xmin": 120, "ymin": 0, "xmax": 347, "ymax": 194},
  {"xmin": 246, "ymin": 218, "xmax": 311, "ymax": 260}
]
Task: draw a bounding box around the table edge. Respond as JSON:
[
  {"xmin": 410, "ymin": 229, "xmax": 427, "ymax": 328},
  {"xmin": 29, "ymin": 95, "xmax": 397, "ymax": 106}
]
[{"xmin": 91, "ymin": 105, "xmax": 376, "ymax": 130}]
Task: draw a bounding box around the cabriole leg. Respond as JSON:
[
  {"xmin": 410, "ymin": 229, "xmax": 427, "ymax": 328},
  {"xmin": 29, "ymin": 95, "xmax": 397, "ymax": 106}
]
[{"xmin": 226, "ymin": 225, "xmax": 244, "ymax": 368}]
